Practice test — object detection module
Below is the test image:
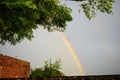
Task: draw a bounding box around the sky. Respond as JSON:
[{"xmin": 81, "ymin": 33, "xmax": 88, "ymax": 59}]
[{"xmin": 0, "ymin": 0, "xmax": 120, "ymax": 76}]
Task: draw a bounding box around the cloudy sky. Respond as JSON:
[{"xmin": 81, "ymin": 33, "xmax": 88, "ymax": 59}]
[{"xmin": 0, "ymin": 0, "xmax": 120, "ymax": 76}]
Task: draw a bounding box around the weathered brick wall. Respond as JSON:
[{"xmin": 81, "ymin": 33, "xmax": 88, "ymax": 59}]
[{"xmin": 0, "ymin": 54, "xmax": 30, "ymax": 78}]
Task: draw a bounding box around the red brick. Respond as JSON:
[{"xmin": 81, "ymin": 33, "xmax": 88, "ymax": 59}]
[{"xmin": 0, "ymin": 54, "xmax": 30, "ymax": 78}]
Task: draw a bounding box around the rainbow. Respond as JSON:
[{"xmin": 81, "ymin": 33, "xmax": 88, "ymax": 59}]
[{"xmin": 59, "ymin": 32, "xmax": 85, "ymax": 75}]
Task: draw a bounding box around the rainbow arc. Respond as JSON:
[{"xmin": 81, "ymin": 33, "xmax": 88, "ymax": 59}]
[{"xmin": 59, "ymin": 32, "xmax": 85, "ymax": 75}]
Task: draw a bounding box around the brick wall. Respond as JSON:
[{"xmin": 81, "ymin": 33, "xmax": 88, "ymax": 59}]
[{"xmin": 0, "ymin": 54, "xmax": 30, "ymax": 78}]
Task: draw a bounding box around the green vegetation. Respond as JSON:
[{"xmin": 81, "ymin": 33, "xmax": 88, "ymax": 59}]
[
  {"xmin": 30, "ymin": 59, "xmax": 64, "ymax": 78},
  {"xmin": 79, "ymin": 0, "xmax": 115, "ymax": 19},
  {"xmin": 0, "ymin": 0, "xmax": 115, "ymax": 45}
]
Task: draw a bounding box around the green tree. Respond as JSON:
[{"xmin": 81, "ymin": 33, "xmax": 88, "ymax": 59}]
[
  {"xmin": 30, "ymin": 59, "xmax": 64, "ymax": 78},
  {"xmin": 76, "ymin": 0, "xmax": 115, "ymax": 19},
  {"xmin": 0, "ymin": 0, "xmax": 72, "ymax": 45},
  {"xmin": 30, "ymin": 68, "xmax": 44, "ymax": 78},
  {"xmin": 0, "ymin": 0, "xmax": 115, "ymax": 45}
]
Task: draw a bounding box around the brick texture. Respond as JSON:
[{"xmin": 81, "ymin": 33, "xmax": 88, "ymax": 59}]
[{"xmin": 0, "ymin": 54, "xmax": 30, "ymax": 78}]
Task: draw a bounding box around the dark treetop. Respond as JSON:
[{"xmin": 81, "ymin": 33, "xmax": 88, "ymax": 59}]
[{"xmin": 0, "ymin": 0, "xmax": 114, "ymax": 45}]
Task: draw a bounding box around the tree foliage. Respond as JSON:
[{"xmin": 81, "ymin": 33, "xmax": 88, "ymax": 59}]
[
  {"xmin": 0, "ymin": 0, "xmax": 72, "ymax": 45},
  {"xmin": 76, "ymin": 0, "xmax": 115, "ymax": 19},
  {"xmin": 0, "ymin": 0, "xmax": 115, "ymax": 45},
  {"xmin": 30, "ymin": 59, "xmax": 65, "ymax": 78}
]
